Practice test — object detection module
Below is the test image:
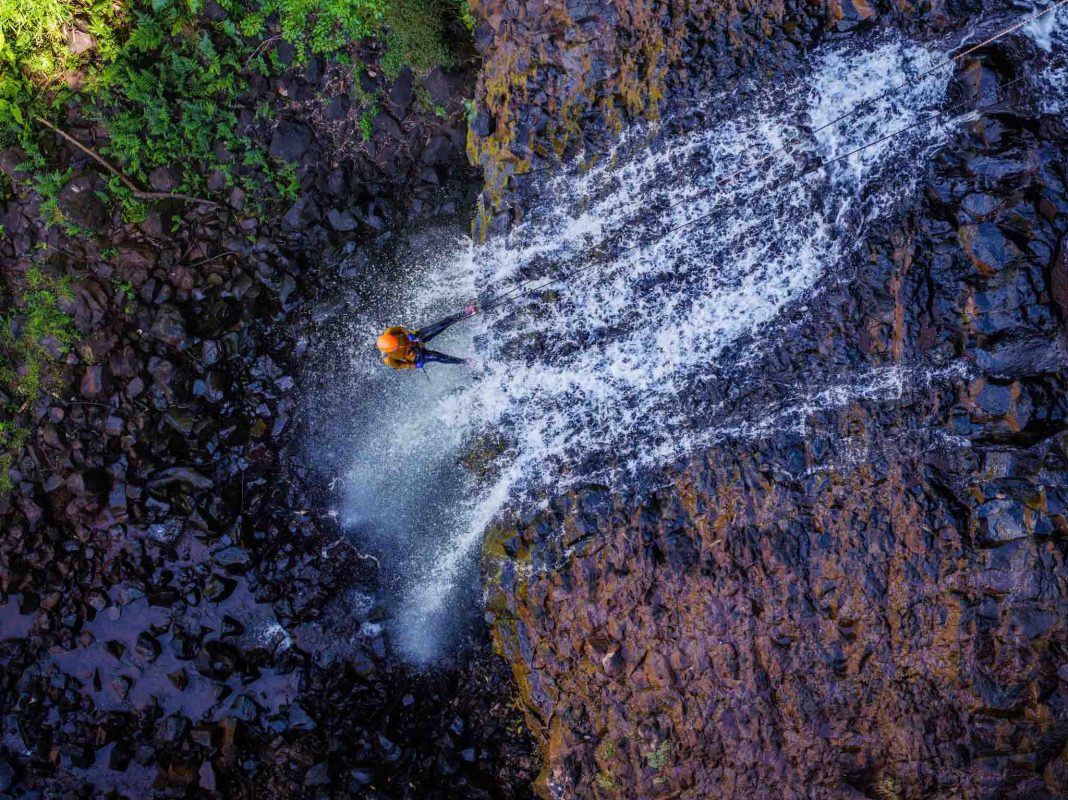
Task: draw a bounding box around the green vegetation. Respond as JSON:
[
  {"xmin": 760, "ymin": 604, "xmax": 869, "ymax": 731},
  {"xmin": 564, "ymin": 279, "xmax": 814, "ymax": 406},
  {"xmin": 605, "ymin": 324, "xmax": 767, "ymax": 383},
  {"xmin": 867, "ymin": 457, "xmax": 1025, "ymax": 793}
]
[
  {"xmin": 0, "ymin": 266, "xmax": 76, "ymax": 494},
  {"xmin": 595, "ymin": 739, "xmax": 617, "ymax": 761},
  {"xmin": 0, "ymin": 422, "xmax": 30, "ymax": 494},
  {"xmin": 0, "ymin": 265, "xmax": 77, "ymax": 401},
  {"xmin": 379, "ymin": 0, "xmax": 452, "ymax": 79},
  {"xmin": 458, "ymin": 0, "xmax": 476, "ymax": 32},
  {"xmin": 645, "ymin": 740, "xmax": 673, "ymax": 771},
  {"xmin": 594, "ymin": 771, "xmax": 616, "ymax": 790},
  {"xmin": 242, "ymin": 0, "xmax": 386, "ymax": 60},
  {"xmin": 0, "ymin": 0, "xmax": 123, "ymax": 84},
  {"xmin": 0, "ymin": 454, "xmax": 13, "ymax": 494},
  {"xmin": 593, "ymin": 738, "xmax": 617, "ymax": 790},
  {"xmin": 112, "ymin": 276, "xmax": 135, "ymax": 313},
  {"xmin": 359, "ymin": 104, "xmax": 377, "ymax": 141},
  {"xmin": 1, "ymin": 0, "xmax": 472, "ymax": 217},
  {"xmin": 33, "ymin": 167, "xmax": 79, "ymax": 233}
]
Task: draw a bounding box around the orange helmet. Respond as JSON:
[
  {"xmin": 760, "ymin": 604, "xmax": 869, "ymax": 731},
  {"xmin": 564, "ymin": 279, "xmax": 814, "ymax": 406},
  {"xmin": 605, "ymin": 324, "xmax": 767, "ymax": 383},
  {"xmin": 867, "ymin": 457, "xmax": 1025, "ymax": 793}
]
[{"xmin": 376, "ymin": 332, "xmax": 402, "ymax": 353}]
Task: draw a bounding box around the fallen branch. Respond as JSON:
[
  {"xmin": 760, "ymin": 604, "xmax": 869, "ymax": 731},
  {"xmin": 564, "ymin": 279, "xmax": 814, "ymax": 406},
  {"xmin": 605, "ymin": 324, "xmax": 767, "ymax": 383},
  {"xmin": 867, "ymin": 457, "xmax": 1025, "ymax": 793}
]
[
  {"xmin": 245, "ymin": 35, "xmax": 281, "ymax": 69},
  {"xmin": 34, "ymin": 116, "xmax": 221, "ymax": 208},
  {"xmin": 184, "ymin": 250, "xmax": 239, "ymax": 270}
]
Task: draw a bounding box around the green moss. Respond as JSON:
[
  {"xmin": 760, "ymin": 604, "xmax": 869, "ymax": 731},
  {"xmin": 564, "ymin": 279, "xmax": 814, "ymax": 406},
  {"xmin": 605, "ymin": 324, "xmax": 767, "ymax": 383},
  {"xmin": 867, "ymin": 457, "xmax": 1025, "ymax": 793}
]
[
  {"xmin": 380, "ymin": 0, "xmax": 452, "ymax": 79},
  {"xmin": 595, "ymin": 739, "xmax": 617, "ymax": 761},
  {"xmin": 0, "ymin": 453, "xmax": 14, "ymax": 495},
  {"xmin": 0, "ymin": 0, "xmax": 124, "ymax": 83},
  {"xmin": 0, "ymin": 422, "xmax": 30, "ymax": 494},
  {"xmin": 645, "ymin": 740, "xmax": 673, "ymax": 770},
  {"xmin": 359, "ymin": 104, "xmax": 377, "ymax": 141},
  {"xmin": 593, "ymin": 737, "xmax": 618, "ymax": 790},
  {"xmin": 0, "ymin": 265, "xmax": 77, "ymax": 401},
  {"xmin": 594, "ymin": 771, "xmax": 615, "ymax": 789}
]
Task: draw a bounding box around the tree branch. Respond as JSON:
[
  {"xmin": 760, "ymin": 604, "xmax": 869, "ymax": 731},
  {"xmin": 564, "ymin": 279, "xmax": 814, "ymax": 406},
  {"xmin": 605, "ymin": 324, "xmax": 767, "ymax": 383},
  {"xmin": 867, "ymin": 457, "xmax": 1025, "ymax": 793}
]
[
  {"xmin": 245, "ymin": 35, "xmax": 281, "ymax": 69},
  {"xmin": 34, "ymin": 116, "xmax": 222, "ymax": 209}
]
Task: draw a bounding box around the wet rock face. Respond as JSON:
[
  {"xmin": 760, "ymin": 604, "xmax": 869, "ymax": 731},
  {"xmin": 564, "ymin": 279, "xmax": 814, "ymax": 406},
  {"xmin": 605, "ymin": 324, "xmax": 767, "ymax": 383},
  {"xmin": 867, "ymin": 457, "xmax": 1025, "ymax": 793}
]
[
  {"xmin": 465, "ymin": 0, "xmax": 967, "ymax": 237},
  {"xmin": 482, "ymin": 27, "xmax": 1068, "ymax": 800},
  {"xmin": 0, "ymin": 36, "xmax": 534, "ymax": 799}
]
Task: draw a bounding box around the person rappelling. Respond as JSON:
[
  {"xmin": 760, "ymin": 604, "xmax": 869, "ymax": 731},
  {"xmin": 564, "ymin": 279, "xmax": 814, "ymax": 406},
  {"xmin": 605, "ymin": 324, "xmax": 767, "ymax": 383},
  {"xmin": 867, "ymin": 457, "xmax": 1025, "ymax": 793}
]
[{"xmin": 376, "ymin": 304, "xmax": 478, "ymax": 369}]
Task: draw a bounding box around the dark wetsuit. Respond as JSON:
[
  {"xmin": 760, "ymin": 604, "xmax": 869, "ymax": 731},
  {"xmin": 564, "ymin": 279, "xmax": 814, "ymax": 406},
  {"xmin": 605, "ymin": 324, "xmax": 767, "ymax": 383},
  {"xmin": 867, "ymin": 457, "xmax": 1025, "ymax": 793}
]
[{"xmin": 380, "ymin": 309, "xmax": 468, "ymax": 369}]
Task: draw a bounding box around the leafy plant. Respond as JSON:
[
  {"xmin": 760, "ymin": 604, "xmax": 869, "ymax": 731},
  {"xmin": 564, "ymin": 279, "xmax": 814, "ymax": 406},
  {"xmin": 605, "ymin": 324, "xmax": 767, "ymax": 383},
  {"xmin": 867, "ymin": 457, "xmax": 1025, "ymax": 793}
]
[
  {"xmin": 0, "ymin": 265, "xmax": 77, "ymax": 400},
  {"xmin": 3, "ymin": 0, "xmax": 471, "ymax": 224},
  {"xmin": 273, "ymin": 160, "xmax": 299, "ymax": 201},
  {"xmin": 594, "ymin": 771, "xmax": 615, "ymax": 789},
  {"xmin": 593, "ymin": 738, "xmax": 617, "ymax": 791},
  {"xmin": 241, "ymin": 0, "xmax": 387, "ymax": 62},
  {"xmin": 105, "ymin": 176, "xmax": 147, "ymax": 224},
  {"xmin": 645, "ymin": 740, "xmax": 673, "ymax": 771},
  {"xmin": 34, "ymin": 168, "xmax": 72, "ymax": 230},
  {"xmin": 112, "ymin": 276, "xmax": 135, "ymax": 312},
  {"xmin": 379, "ymin": 0, "xmax": 452, "ymax": 79},
  {"xmin": 458, "ymin": 0, "xmax": 476, "ymax": 32},
  {"xmin": 359, "ymin": 104, "xmax": 377, "ymax": 141}
]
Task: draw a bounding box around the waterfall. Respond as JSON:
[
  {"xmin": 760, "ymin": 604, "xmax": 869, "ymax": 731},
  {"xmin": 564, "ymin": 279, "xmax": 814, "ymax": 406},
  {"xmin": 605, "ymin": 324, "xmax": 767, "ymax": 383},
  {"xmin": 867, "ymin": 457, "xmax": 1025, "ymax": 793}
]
[{"xmin": 304, "ymin": 27, "xmax": 1065, "ymax": 662}]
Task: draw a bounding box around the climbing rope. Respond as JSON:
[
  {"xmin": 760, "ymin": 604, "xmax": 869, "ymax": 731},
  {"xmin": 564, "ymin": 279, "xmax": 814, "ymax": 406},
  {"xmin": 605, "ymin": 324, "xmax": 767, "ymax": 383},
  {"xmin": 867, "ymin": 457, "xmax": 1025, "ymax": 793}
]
[
  {"xmin": 711, "ymin": 0, "xmax": 1068, "ymax": 191},
  {"xmin": 501, "ymin": 57, "xmax": 1061, "ymax": 327},
  {"xmin": 469, "ymin": 1, "xmax": 1066, "ymax": 316}
]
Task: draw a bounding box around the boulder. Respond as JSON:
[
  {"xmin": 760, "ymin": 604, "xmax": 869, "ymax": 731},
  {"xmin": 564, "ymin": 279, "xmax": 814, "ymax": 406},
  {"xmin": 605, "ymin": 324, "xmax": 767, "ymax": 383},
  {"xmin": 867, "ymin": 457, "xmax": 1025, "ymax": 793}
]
[
  {"xmin": 150, "ymin": 305, "xmax": 187, "ymax": 347},
  {"xmin": 269, "ymin": 121, "xmax": 312, "ymax": 162},
  {"xmin": 958, "ymin": 222, "xmax": 1009, "ymax": 274},
  {"xmin": 388, "ymin": 67, "xmax": 415, "ymax": 116},
  {"xmin": 148, "ymin": 166, "xmax": 180, "ymax": 193},
  {"xmin": 57, "ymin": 173, "xmax": 107, "ymax": 229},
  {"xmin": 326, "ymin": 208, "xmax": 358, "ymax": 232},
  {"xmin": 1051, "ymin": 236, "xmax": 1068, "ymax": 329}
]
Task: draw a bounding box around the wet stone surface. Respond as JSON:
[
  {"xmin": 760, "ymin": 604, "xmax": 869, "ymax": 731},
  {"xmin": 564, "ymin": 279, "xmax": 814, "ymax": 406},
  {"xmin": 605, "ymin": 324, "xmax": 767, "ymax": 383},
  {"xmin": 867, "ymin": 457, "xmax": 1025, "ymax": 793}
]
[
  {"xmin": 469, "ymin": 1, "xmax": 1068, "ymax": 798},
  {"xmin": 0, "ymin": 31, "xmax": 534, "ymax": 800}
]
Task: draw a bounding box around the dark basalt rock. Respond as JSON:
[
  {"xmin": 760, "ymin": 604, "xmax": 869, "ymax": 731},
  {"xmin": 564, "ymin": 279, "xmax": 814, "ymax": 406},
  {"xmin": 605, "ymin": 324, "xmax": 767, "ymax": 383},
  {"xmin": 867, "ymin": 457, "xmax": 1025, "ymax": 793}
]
[
  {"xmin": 269, "ymin": 120, "xmax": 312, "ymax": 162},
  {"xmin": 424, "ymin": 67, "xmax": 457, "ymax": 106},
  {"xmin": 149, "ymin": 304, "xmax": 187, "ymax": 347},
  {"xmin": 373, "ymin": 112, "xmax": 405, "ymax": 141},
  {"xmin": 469, "ymin": 6, "xmax": 1068, "ymax": 798},
  {"xmin": 0, "ymin": 14, "xmax": 529, "ymax": 798},
  {"xmin": 1051, "ymin": 235, "xmax": 1068, "ymax": 328},
  {"xmin": 389, "ymin": 66, "xmax": 415, "ymax": 115},
  {"xmin": 324, "ymin": 93, "xmax": 350, "ymax": 121},
  {"xmin": 57, "ymin": 174, "xmax": 107, "ymax": 229},
  {"xmin": 79, "ymin": 365, "xmax": 106, "ymax": 398},
  {"xmin": 148, "ymin": 166, "xmax": 180, "ymax": 193},
  {"xmin": 326, "ymin": 208, "xmax": 359, "ymax": 232}
]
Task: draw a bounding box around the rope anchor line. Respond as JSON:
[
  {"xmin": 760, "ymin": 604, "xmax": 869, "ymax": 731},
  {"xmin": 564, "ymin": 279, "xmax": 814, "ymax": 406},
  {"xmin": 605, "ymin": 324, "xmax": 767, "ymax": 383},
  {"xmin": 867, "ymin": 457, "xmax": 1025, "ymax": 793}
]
[{"xmin": 470, "ymin": 0, "xmax": 1067, "ymax": 316}]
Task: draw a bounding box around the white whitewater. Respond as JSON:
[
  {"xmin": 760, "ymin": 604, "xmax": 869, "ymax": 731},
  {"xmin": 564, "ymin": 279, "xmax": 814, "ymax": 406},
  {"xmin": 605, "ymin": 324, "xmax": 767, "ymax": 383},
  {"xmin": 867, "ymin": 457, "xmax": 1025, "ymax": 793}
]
[{"xmin": 321, "ymin": 28, "xmax": 1065, "ymax": 662}]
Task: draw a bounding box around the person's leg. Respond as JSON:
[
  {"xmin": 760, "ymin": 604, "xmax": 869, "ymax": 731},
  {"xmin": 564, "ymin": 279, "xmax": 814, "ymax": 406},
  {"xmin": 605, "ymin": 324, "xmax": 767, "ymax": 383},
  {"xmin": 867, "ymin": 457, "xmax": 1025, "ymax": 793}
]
[
  {"xmin": 419, "ymin": 350, "xmax": 467, "ymax": 366},
  {"xmin": 415, "ymin": 305, "xmax": 476, "ymax": 343},
  {"xmin": 416, "ymin": 311, "xmax": 465, "ymax": 343}
]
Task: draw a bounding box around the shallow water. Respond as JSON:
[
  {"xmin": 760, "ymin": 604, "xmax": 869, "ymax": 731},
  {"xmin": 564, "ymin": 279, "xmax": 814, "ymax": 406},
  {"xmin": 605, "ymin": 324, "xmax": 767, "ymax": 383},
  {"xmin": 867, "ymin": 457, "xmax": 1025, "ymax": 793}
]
[{"xmin": 309, "ymin": 23, "xmax": 1066, "ymax": 662}]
